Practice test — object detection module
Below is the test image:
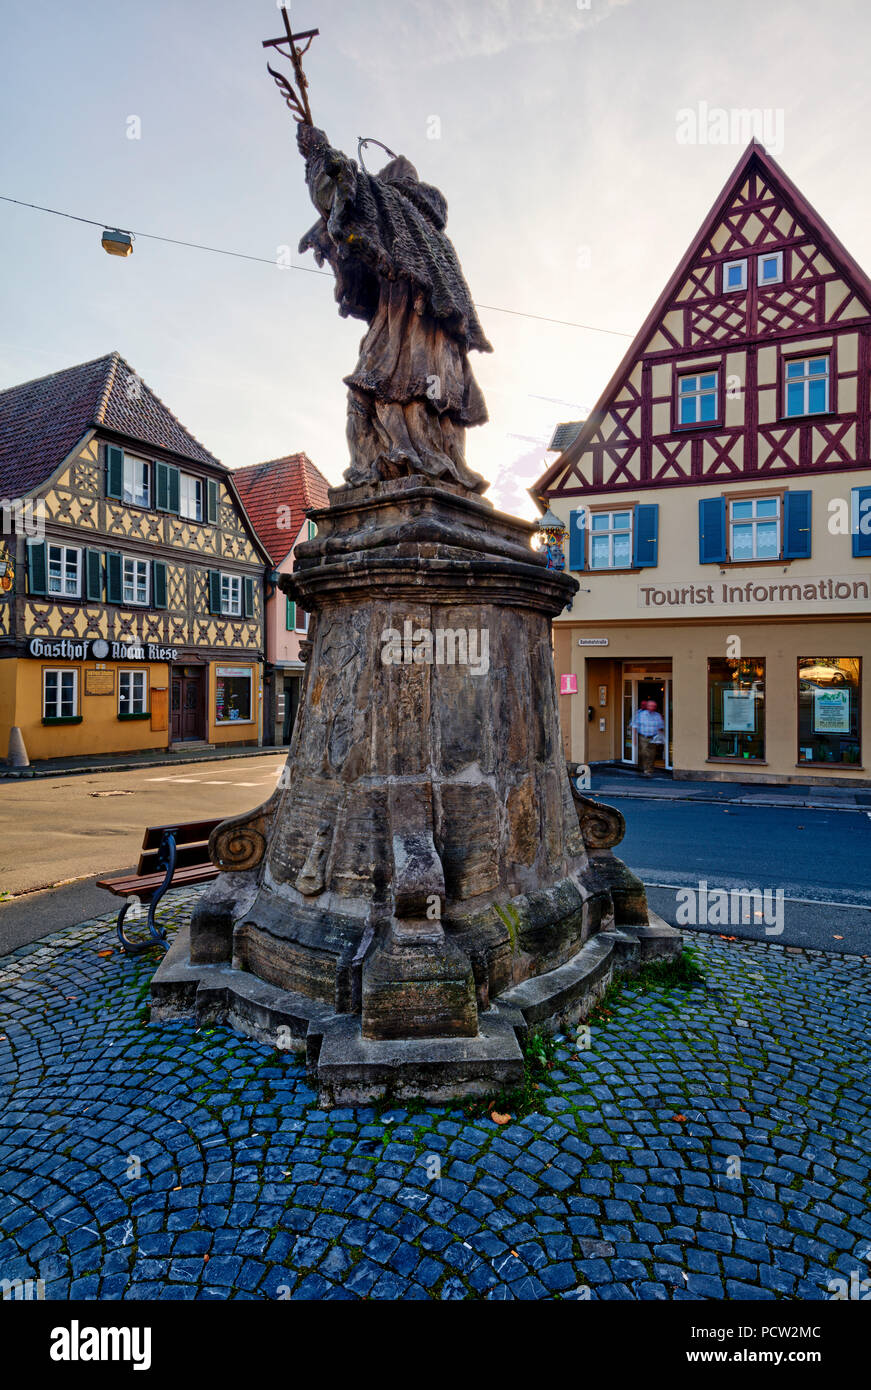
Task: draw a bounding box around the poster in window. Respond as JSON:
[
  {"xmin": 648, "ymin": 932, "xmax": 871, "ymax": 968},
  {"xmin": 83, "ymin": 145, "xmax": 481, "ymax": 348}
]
[
  {"xmin": 215, "ymin": 667, "xmax": 252, "ymax": 723},
  {"xmin": 813, "ymin": 687, "xmax": 850, "ymax": 733},
  {"xmin": 722, "ymin": 689, "xmax": 756, "ymax": 732}
]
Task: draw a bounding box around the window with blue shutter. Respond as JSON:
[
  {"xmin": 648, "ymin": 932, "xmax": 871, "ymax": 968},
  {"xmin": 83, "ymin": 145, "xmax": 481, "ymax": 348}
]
[
  {"xmin": 208, "ymin": 570, "xmax": 222, "ymax": 614},
  {"xmin": 852, "ymin": 487, "xmax": 871, "ymax": 557},
  {"xmin": 568, "ymin": 509, "xmax": 586, "ymax": 571},
  {"xmin": 105, "ymin": 445, "xmax": 124, "ymax": 500},
  {"xmin": 699, "ymin": 497, "xmax": 727, "ymax": 564},
  {"xmin": 106, "ymin": 552, "xmax": 123, "ymax": 604},
  {"xmin": 206, "ymin": 479, "xmax": 219, "ymax": 526},
  {"xmin": 85, "ymin": 549, "xmax": 104, "ymax": 601},
  {"xmin": 26, "ymin": 539, "xmax": 47, "ymax": 595},
  {"xmin": 782, "ymin": 490, "xmax": 812, "ymax": 559},
  {"xmin": 153, "ymin": 561, "xmax": 167, "ymax": 609},
  {"xmin": 633, "ymin": 504, "xmax": 659, "ymax": 568}
]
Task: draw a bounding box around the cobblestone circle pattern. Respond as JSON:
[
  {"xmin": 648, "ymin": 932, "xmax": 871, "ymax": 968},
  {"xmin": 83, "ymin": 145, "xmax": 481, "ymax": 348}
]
[{"xmin": 1, "ymin": 887, "xmax": 869, "ymax": 1301}]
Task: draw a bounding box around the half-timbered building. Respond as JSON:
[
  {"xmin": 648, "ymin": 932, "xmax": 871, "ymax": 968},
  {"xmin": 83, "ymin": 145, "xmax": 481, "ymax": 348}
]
[
  {"xmin": 535, "ymin": 141, "xmax": 871, "ymax": 785},
  {"xmin": 0, "ymin": 352, "xmax": 269, "ymax": 763}
]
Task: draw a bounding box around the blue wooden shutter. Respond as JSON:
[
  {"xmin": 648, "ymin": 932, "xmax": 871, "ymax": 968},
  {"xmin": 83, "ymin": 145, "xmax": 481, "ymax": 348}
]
[
  {"xmin": 286, "ymin": 597, "xmax": 296, "ymax": 631},
  {"xmin": 243, "ymin": 576, "xmax": 254, "ymax": 618},
  {"xmin": 633, "ymin": 504, "xmax": 659, "ymax": 568},
  {"xmin": 568, "ymin": 509, "xmax": 586, "ymax": 571},
  {"xmin": 105, "ymin": 445, "xmax": 124, "ymax": 500},
  {"xmin": 27, "ymin": 539, "xmax": 47, "ymax": 595},
  {"xmin": 208, "ymin": 570, "xmax": 222, "ymax": 614},
  {"xmin": 206, "ymin": 479, "xmax": 219, "ymax": 526},
  {"xmin": 699, "ymin": 498, "xmax": 727, "ymax": 564},
  {"xmin": 85, "ymin": 549, "xmax": 103, "ymax": 601},
  {"xmin": 106, "ymin": 552, "xmax": 122, "ymax": 604},
  {"xmin": 852, "ymin": 487, "xmax": 871, "ymax": 557},
  {"xmin": 153, "ymin": 560, "xmax": 167, "ymax": 609},
  {"xmin": 783, "ymin": 490, "xmax": 812, "ymax": 559}
]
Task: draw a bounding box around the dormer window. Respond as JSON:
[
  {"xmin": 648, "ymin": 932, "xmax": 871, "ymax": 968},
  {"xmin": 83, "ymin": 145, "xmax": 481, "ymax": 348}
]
[
  {"xmin": 179, "ymin": 472, "xmax": 204, "ymax": 522},
  {"xmin": 122, "ymin": 453, "xmax": 150, "ymax": 508},
  {"xmin": 758, "ymin": 251, "xmax": 784, "ymax": 286},
  {"xmin": 723, "ymin": 259, "xmax": 747, "ymax": 293}
]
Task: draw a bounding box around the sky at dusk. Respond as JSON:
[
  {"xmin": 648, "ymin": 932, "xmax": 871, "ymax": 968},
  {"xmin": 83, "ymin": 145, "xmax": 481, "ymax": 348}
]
[{"xmin": 3, "ymin": 0, "xmax": 871, "ymax": 518}]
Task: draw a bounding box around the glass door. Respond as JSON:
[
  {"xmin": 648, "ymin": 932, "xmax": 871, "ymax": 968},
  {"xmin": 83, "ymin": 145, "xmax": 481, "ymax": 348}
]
[{"xmin": 621, "ymin": 672, "xmax": 673, "ymax": 770}]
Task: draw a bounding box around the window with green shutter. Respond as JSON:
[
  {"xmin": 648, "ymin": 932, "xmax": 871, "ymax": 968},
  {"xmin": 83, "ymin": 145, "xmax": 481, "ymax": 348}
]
[
  {"xmin": 85, "ymin": 549, "xmax": 104, "ymax": 601},
  {"xmin": 286, "ymin": 597, "xmax": 296, "ymax": 631},
  {"xmin": 153, "ymin": 560, "xmax": 168, "ymax": 609},
  {"xmin": 106, "ymin": 552, "xmax": 123, "ymax": 604},
  {"xmin": 105, "ymin": 445, "xmax": 124, "ymax": 500},
  {"xmin": 206, "ymin": 478, "xmax": 219, "ymax": 526},
  {"xmin": 307, "ymin": 519, "xmax": 317, "ymax": 540},
  {"xmin": 155, "ymin": 461, "xmax": 180, "ymax": 514},
  {"xmin": 26, "ymin": 539, "xmax": 47, "ymax": 596},
  {"xmin": 208, "ymin": 570, "xmax": 222, "ymax": 614},
  {"xmin": 243, "ymin": 576, "xmax": 254, "ymax": 618}
]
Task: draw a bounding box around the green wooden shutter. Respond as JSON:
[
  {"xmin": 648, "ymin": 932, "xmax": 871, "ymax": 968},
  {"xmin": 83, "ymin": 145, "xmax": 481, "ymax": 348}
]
[
  {"xmin": 167, "ymin": 466, "xmax": 180, "ymax": 515},
  {"xmin": 105, "ymin": 445, "xmax": 124, "ymax": 500},
  {"xmin": 208, "ymin": 570, "xmax": 222, "ymax": 614},
  {"xmin": 307, "ymin": 519, "xmax": 317, "ymax": 539},
  {"xmin": 286, "ymin": 597, "xmax": 296, "ymax": 631},
  {"xmin": 85, "ymin": 549, "xmax": 104, "ymax": 601},
  {"xmin": 243, "ymin": 576, "xmax": 254, "ymax": 618},
  {"xmin": 153, "ymin": 560, "xmax": 167, "ymax": 609},
  {"xmin": 27, "ymin": 539, "xmax": 47, "ymax": 596},
  {"xmin": 206, "ymin": 479, "xmax": 219, "ymax": 526},
  {"xmin": 106, "ymin": 552, "xmax": 123, "ymax": 604},
  {"xmin": 155, "ymin": 461, "xmax": 168, "ymax": 511}
]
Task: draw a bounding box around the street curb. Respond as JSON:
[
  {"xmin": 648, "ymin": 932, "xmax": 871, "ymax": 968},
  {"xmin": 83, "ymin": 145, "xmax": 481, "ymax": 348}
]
[
  {"xmin": 590, "ymin": 786, "xmax": 870, "ymax": 814},
  {"xmin": 0, "ymin": 745, "xmax": 289, "ymax": 782}
]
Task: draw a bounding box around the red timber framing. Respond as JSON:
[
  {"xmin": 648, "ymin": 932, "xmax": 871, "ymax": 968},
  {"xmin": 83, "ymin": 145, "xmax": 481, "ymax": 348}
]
[{"xmin": 535, "ymin": 140, "xmax": 871, "ymax": 503}]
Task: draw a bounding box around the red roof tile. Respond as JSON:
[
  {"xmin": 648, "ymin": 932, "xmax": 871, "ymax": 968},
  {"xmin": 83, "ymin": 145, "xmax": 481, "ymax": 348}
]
[
  {"xmin": 231, "ymin": 453, "xmax": 330, "ymax": 565},
  {"xmin": 0, "ymin": 351, "xmax": 221, "ymax": 498}
]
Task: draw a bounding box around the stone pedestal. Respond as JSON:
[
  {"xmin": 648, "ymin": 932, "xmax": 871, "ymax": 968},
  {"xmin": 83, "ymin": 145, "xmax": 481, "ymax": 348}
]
[{"xmin": 152, "ymin": 475, "xmax": 680, "ymax": 1102}]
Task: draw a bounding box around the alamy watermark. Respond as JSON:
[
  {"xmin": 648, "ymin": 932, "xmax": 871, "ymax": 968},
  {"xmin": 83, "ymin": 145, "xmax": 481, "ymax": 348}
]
[
  {"xmin": 675, "ymin": 880, "xmax": 784, "ymax": 935},
  {"xmin": 380, "ymin": 620, "xmax": 489, "ymax": 677},
  {"xmin": 1, "ymin": 497, "xmax": 45, "ymax": 538},
  {"xmin": 675, "ymin": 102, "xmax": 784, "ymax": 155}
]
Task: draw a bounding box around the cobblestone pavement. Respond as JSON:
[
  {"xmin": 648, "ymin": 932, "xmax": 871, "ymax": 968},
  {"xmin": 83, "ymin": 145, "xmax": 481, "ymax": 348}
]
[{"xmin": 1, "ymin": 888, "xmax": 869, "ymax": 1301}]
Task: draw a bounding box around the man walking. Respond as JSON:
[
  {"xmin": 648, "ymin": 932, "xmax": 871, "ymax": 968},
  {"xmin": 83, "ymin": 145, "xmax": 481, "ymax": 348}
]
[{"xmin": 630, "ymin": 699, "xmax": 664, "ymax": 778}]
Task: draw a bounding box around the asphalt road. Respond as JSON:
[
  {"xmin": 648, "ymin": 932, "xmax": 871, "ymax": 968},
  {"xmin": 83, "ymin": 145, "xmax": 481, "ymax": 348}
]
[
  {"xmin": 0, "ymin": 754, "xmax": 286, "ymax": 953},
  {"xmin": 607, "ymin": 795, "xmax": 871, "ymax": 955},
  {"xmin": 1, "ymin": 760, "xmax": 869, "ymax": 957}
]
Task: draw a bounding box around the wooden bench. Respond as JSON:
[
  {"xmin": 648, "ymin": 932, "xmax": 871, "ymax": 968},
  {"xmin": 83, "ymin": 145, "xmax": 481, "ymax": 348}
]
[{"xmin": 97, "ymin": 818, "xmax": 223, "ymax": 955}]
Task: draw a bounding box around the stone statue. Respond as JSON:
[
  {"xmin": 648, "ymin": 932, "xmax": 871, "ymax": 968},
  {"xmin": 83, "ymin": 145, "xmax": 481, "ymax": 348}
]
[{"xmin": 296, "ymin": 123, "xmax": 491, "ymax": 493}]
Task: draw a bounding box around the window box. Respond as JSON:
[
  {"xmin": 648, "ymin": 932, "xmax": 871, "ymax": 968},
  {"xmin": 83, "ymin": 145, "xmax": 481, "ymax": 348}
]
[
  {"xmin": 117, "ymin": 711, "xmax": 152, "ymax": 721},
  {"xmin": 42, "ymin": 715, "xmax": 83, "ymax": 726}
]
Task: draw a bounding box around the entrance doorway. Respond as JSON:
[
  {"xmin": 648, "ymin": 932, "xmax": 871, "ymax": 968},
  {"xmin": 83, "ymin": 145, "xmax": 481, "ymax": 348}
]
[
  {"xmin": 282, "ymin": 674, "xmax": 301, "ymax": 744},
  {"xmin": 171, "ymin": 666, "xmax": 206, "ymax": 743},
  {"xmin": 622, "ymin": 667, "xmax": 673, "ymax": 771}
]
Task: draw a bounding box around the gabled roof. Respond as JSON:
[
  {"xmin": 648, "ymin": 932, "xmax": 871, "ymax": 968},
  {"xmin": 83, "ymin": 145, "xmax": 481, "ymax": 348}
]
[
  {"xmin": 533, "ymin": 139, "xmax": 871, "ymax": 502},
  {"xmin": 0, "ymin": 351, "xmax": 221, "ymax": 497},
  {"xmin": 231, "ymin": 453, "xmax": 331, "ymax": 565}
]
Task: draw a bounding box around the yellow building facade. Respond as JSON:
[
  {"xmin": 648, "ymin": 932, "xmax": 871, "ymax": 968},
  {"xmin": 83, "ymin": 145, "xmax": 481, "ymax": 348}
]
[{"xmin": 537, "ymin": 143, "xmax": 871, "ymax": 786}]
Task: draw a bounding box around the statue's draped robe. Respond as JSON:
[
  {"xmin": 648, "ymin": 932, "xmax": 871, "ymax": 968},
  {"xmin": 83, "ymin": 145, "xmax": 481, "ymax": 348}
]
[{"xmin": 298, "ymin": 127, "xmax": 492, "ymax": 491}]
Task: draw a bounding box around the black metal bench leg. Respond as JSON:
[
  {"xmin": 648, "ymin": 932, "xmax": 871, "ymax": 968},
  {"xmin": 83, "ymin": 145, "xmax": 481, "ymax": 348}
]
[
  {"xmin": 117, "ymin": 829, "xmax": 177, "ymax": 956},
  {"xmin": 117, "ymin": 899, "xmax": 160, "ymax": 956}
]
